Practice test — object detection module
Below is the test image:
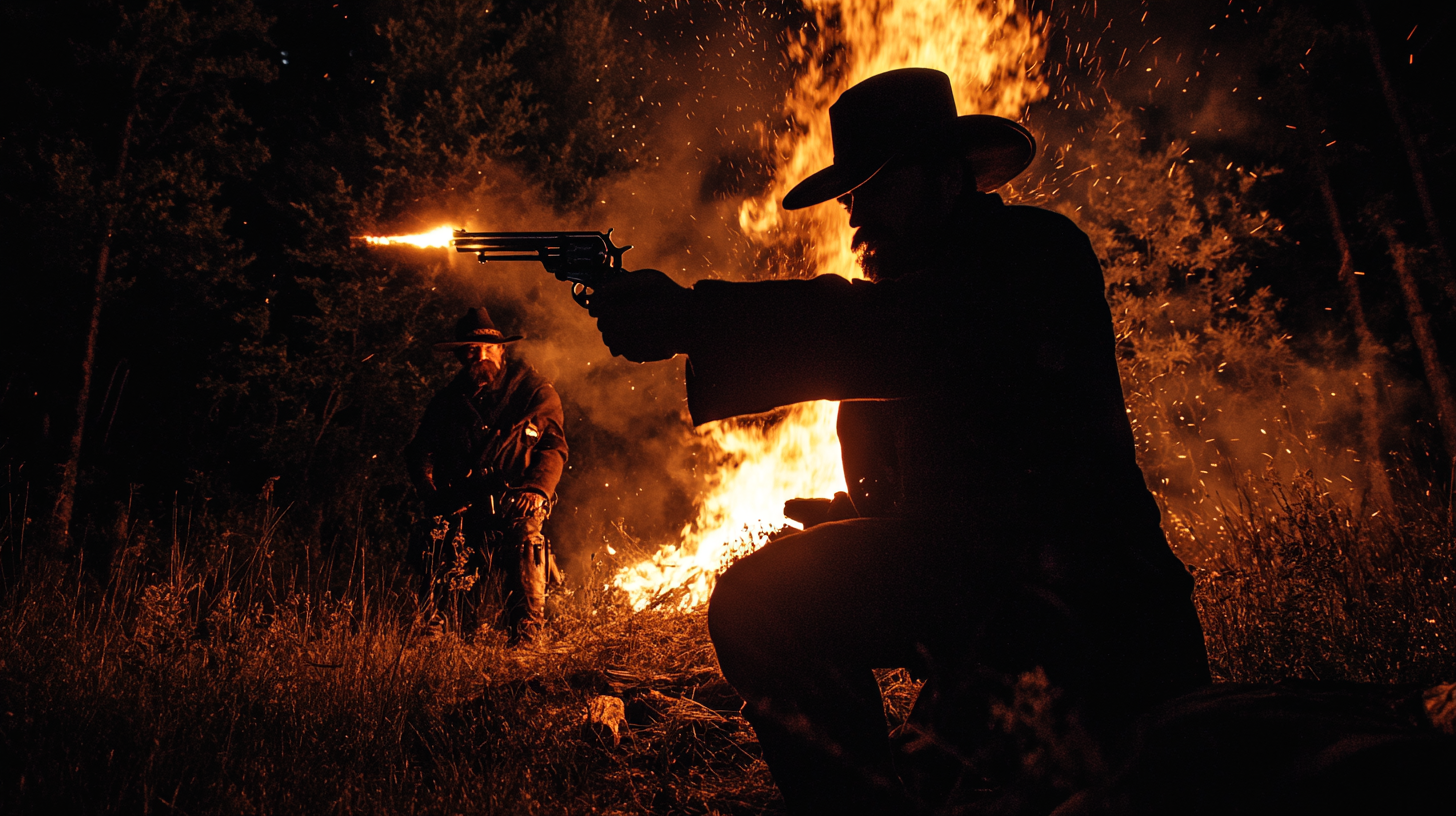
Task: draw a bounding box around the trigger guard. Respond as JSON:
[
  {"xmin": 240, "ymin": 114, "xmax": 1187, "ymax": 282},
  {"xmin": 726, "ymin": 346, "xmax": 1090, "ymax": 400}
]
[{"xmin": 571, "ymin": 283, "xmax": 591, "ymax": 307}]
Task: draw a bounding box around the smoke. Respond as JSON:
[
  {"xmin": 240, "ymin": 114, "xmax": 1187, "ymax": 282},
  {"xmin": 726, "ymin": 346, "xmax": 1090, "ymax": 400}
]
[
  {"xmin": 390, "ymin": 0, "xmax": 1409, "ymax": 595},
  {"xmin": 408, "ymin": 5, "xmax": 803, "ymax": 581}
]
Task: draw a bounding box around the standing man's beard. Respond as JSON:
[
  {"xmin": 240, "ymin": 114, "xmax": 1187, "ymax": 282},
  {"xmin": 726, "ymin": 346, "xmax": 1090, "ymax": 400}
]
[{"xmin": 465, "ymin": 359, "xmax": 503, "ymax": 387}]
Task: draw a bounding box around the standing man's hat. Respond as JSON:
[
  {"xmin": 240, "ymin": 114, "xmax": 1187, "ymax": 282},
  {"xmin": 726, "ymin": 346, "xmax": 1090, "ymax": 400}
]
[
  {"xmin": 782, "ymin": 67, "xmax": 1037, "ymax": 210},
  {"xmin": 432, "ymin": 307, "xmax": 525, "ymax": 350}
]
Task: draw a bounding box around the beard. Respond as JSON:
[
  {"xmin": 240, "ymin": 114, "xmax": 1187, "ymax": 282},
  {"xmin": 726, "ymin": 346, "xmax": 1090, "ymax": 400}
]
[
  {"xmin": 464, "ymin": 358, "xmax": 503, "ymax": 388},
  {"xmin": 852, "ymin": 229, "xmax": 922, "ymax": 282}
]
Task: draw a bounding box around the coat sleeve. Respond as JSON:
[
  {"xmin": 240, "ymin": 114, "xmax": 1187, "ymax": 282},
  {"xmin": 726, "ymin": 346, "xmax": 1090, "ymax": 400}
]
[
  {"xmin": 519, "ymin": 383, "xmax": 568, "ymax": 498},
  {"xmin": 404, "ymin": 393, "xmax": 447, "ymax": 493},
  {"xmin": 683, "ymin": 273, "xmax": 961, "ymax": 424},
  {"xmin": 681, "ymin": 205, "xmax": 1110, "ymax": 427}
]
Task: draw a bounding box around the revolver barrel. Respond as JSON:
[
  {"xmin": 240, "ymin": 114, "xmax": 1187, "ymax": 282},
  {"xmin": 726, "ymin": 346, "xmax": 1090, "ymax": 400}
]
[
  {"xmin": 451, "ymin": 232, "xmax": 592, "ymax": 255},
  {"xmin": 449, "ymin": 229, "xmax": 632, "ymax": 308}
]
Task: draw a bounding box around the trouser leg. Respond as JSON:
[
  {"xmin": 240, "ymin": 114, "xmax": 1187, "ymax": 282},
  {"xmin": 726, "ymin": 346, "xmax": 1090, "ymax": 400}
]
[
  {"xmin": 500, "ymin": 507, "xmax": 548, "ymax": 643},
  {"xmin": 708, "ymin": 519, "xmax": 1001, "ymax": 816}
]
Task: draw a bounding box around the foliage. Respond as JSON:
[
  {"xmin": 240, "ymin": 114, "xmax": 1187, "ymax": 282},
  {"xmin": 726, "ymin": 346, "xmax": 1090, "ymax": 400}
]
[
  {"xmin": 2, "ymin": 3, "xmax": 1455, "ymax": 810},
  {"xmin": 1053, "ymin": 109, "xmax": 1283, "ymax": 484},
  {"xmin": 1045, "ymin": 108, "xmax": 1411, "ymax": 554},
  {"xmin": 359, "ymin": 0, "xmax": 653, "ymax": 218},
  {"xmin": 1194, "ymin": 463, "xmax": 1456, "ymax": 685},
  {"xmin": 2, "ymin": 461, "xmax": 1452, "ymax": 814},
  {"xmin": 0, "ymin": 0, "xmax": 661, "ymax": 576},
  {"xmin": 0, "ymin": 0, "xmax": 274, "ymax": 500},
  {"xmin": 216, "ymin": 0, "xmax": 656, "ymax": 555}
]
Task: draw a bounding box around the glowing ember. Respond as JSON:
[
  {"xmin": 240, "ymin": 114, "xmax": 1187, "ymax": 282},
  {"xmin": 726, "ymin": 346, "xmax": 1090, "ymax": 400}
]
[
  {"xmin": 614, "ymin": 0, "xmax": 1048, "ymax": 611},
  {"xmin": 361, "ymin": 226, "xmax": 456, "ymax": 248}
]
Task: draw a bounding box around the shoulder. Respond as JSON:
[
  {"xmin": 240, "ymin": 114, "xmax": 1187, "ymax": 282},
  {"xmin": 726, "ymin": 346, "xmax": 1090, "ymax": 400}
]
[
  {"xmin": 507, "ymin": 360, "xmax": 553, "ymax": 391},
  {"xmin": 504, "ymin": 360, "xmax": 561, "ymax": 405},
  {"xmin": 991, "ymin": 202, "xmax": 1094, "ymax": 248},
  {"xmin": 423, "ymin": 380, "xmax": 464, "ymax": 412},
  {"xmin": 968, "ymin": 201, "xmax": 1100, "ymax": 276}
]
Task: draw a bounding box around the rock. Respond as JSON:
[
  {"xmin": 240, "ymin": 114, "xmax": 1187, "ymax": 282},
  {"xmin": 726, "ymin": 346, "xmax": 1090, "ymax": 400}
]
[
  {"xmin": 586, "ymin": 694, "xmax": 628, "ymax": 747},
  {"xmin": 1424, "ymin": 682, "xmax": 1456, "ymax": 735}
]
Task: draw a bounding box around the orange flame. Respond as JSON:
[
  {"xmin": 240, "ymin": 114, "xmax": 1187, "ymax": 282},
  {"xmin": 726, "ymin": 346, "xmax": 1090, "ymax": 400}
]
[
  {"xmin": 360, "ymin": 226, "xmax": 456, "ymax": 248},
  {"xmin": 614, "ymin": 0, "xmax": 1049, "ymax": 611},
  {"xmin": 616, "ymin": 403, "xmax": 844, "ymax": 610}
]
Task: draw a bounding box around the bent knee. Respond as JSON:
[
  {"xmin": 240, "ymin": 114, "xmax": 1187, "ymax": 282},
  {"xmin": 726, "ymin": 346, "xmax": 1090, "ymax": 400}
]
[{"xmin": 709, "ymin": 554, "xmax": 794, "ymax": 655}]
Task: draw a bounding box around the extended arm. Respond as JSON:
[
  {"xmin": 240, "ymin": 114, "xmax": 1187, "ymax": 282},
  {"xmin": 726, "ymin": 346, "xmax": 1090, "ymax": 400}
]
[
  {"xmin": 587, "ymin": 202, "xmax": 1111, "ymax": 426},
  {"xmin": 683, "ymin": 274, "xmax": 954, "ymax": 423},
  {"xmin": 588, "ymin": 270, "xmax": 968, "ymax": 423}
]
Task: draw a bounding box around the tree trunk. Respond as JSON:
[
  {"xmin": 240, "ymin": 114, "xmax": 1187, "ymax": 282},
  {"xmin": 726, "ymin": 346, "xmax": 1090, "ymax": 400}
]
[
  {"xmin": 1309, "ymin": 146, "xmax": 1395, "ymax": 510},
  {"xmin": 49, "ymin": 94, "xmax": 141, "ymax": 556},
  {"xmin": 1354, "ymin": 0, "xmax": 1456, "ymax": 303},
  {"xmin": 1376, "ymin": 218, "xmax": 1456, "ymax": 465}
]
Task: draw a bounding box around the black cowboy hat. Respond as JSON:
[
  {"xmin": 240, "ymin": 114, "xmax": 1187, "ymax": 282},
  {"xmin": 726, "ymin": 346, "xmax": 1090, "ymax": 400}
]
[
  {"xmin": 781, "ymin": 67, "xmax": 1037, "ymax": 211},
  {"xmin": 432, "ymin": 307, "xmax": 524, "ymax": 351}
]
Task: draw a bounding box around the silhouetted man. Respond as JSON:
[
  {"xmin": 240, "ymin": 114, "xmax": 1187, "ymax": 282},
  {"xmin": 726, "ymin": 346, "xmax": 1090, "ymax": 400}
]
[
  {"xmin": 586, "ymin": 68, "xmax": 1210, "ymax": 813},
  {"xmin": 406, "ymin": 307, "xmax": 567, "ymax": 646}
]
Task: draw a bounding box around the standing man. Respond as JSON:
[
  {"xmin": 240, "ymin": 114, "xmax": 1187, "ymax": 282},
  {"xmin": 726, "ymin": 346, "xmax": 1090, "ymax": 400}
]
[
  {"xmin": 406, "ymin": 307, "xmax": 568, "ymax": 646},
  {"xmin": 584, "ymin": 69, "xmax": 1210, "ymax": 813}
]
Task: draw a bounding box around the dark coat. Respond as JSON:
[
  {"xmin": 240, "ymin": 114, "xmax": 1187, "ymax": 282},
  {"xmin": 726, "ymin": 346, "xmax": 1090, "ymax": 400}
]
[
  {"xmin": 405, "ymin": 359, "xmax": 567, "ymax": 500},
  {"xmin": 684, "ymin": 192, "xmax": 1189, "ymax": 594}
]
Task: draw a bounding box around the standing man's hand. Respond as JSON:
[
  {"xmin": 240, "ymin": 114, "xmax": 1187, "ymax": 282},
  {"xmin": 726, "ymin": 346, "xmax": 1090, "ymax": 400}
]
[
  {"xmin": 504, "ymin": 490, "xmax": 547, "ymax": 519},
  {"xmin": 588, "ymin": 269, "xmax": 693, "ymax": 362}
]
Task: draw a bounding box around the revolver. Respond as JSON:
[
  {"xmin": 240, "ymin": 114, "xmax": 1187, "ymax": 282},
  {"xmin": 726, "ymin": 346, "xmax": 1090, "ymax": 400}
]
[{"xmin": 451, "ymin": 230, "xmax": 632, "ymax": 307}]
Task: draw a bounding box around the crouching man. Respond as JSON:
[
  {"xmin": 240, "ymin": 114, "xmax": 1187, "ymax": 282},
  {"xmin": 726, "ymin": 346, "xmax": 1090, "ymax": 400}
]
[{"xmin": 584, "ymin": 69, "xmax": 1210, "ymax": 813}]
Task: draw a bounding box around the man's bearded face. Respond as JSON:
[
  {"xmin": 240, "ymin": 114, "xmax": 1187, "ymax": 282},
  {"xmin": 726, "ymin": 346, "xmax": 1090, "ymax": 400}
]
[
  {"xmin": 840, "ymin": 156, "xmax": 963, "ymax": 281},
  {"xmin": 458, "ymin": 343, "xmax": 505, "ymax": 385},
  {"xmin": 851, "ymin": 226, "xmax": 915, "ymax": 282}
]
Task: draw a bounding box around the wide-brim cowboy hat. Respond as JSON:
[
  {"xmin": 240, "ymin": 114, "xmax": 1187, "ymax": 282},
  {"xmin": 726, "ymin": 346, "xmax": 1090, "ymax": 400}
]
[
  {"xmin": 782, "ymin": 67, "xmax": 1036, "ymax": 211},
  {"xmin": 432, "ymin": 306, "xmax": 524, "ymax": 350}
]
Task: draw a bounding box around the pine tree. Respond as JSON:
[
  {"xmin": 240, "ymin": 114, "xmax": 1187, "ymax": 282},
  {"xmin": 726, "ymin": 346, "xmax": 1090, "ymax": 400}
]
[
  {"xmin": 200, "ymin": 0, "xmax": 656, "ymax": 563},
  {"xmin": 1, "ymin": 0, "xmax": 273, "ymax": 557}
]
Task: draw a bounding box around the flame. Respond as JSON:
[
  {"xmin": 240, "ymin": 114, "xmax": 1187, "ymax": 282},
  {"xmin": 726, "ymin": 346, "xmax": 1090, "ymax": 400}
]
[
  {"xmin": 613, "ymin": 0, "xmax": 1048, "ymax": 611},
  {"xmin": 616, "ymin": 401, "xmax": 845, "ymax": 610},
  {"xmin": 360, "ymin": 226, "xmax": 456, "ymax": 248}
]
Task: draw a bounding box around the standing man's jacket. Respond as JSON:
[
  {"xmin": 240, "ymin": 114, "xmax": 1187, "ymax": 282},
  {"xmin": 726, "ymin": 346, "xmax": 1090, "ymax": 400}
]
[{"xmin": 406, "ymin": 361, "xmax": 568, "ymax": 504}]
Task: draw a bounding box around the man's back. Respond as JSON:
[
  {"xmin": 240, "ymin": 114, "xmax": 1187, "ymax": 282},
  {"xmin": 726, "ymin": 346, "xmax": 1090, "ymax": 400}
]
[{"xmin": 687, "ymin": 195, "xmax": 1182, "ymax": 583}]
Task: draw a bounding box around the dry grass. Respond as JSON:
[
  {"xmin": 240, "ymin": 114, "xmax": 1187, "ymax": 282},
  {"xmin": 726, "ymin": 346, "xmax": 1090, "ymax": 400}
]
[
  {"xmin": 0, "ymin": 548, "xmax": 781, "ymax": 815},
  {"xmin": 1180, "ymin": 466, "xmax": 1456, "ymax": 686},
  {"xmin": 1, "ymin": 464, "xmax": 1452, "ymax": 814}
]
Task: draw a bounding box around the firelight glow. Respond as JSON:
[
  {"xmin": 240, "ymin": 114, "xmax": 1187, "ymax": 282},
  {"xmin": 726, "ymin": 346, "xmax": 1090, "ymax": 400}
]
[
  {"xmin": 613, "ymin": 0, "xmax": 1049, "ymax": 611},
  {"xmin": 359, "ymin": 1, "xmax": 1049, "ymax": 613}
]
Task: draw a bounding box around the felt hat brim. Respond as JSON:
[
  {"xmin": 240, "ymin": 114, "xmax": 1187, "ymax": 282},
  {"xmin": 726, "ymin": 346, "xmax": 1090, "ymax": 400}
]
[
  {"xmin": 432, "ymin": 334, "xmax": 524, "ymax": 351},
  {"xmin": 782, "ymin": 115, "xmax": 1036, "ymax": 211}
]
